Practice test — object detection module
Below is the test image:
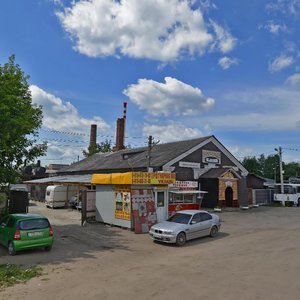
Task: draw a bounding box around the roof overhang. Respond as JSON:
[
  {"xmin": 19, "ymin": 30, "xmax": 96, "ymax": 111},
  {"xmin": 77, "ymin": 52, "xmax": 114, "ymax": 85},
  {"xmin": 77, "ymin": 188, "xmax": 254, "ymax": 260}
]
[
  {"xmin": 24, "ymin": 174, "xmax": 92, "ymax": 185},
  {"xmin": 169, "ymin": 190, "xmax": 207, "ymax": 194}
]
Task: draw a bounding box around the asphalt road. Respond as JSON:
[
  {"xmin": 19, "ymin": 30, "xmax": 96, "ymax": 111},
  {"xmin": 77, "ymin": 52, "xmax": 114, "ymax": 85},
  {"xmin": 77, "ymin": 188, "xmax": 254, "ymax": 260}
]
[{"xmin": 1, "ymin": 202, "xmax": 300, "ymax": 300}]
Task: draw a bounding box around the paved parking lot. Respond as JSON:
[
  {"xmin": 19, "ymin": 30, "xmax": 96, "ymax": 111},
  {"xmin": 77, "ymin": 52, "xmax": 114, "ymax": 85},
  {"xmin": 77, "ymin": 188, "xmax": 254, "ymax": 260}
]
[{"xmin": 1, "ymin": 202, "xmax": 300, "ymax": 300}]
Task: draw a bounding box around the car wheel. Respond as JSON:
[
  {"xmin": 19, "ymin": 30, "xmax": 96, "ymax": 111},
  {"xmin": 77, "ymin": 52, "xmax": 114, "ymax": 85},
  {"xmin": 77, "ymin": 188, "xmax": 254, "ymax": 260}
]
[
  {"xmin": 298, "ymin": 199, "xmax": 300, "ymax": 207},
  {"xmin": 210, "ymin": 226, "xmax": 218, "ymax": 238},
  {"xmin": 8, "ymin": 242, "xmax": 16, "ymax": 256},
  {"xmin": 176, "ymin": 232, "xmax": 186, "ymax": 246},
  {"xmin": 45, "ymin": 246, "xmax": 52, "ymax": 251}
]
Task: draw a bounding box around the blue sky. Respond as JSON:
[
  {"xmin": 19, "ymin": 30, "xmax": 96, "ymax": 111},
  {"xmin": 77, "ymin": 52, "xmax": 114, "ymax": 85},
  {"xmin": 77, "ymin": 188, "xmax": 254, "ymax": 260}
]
[{"xmin": 1, "ymin": 0, "xmax": 300, "ymax": 165}]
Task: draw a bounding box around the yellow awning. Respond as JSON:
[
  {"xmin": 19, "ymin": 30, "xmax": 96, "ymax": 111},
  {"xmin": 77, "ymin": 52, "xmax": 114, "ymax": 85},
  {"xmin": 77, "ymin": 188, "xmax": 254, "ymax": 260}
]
[{"xmin": 92, "ymin": 172, "xmax": 176, "ymax": 185}]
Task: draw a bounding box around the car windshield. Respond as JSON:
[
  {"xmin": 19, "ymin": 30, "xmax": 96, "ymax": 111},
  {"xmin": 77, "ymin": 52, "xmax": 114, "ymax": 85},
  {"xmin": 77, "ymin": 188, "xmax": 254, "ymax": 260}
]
[
  {"xmin": 167, "ymin": 213, "xmax": 192, "ymax": 224},
  {"xmin": 18, "ymin": 219, "xmax": 50, "ymax": 230}
]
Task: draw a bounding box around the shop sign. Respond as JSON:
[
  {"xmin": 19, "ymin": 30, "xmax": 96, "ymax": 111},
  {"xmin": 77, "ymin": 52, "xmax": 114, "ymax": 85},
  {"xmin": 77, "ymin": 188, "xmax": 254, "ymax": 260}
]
[
  {"xmin": 115, "ymin": 190, "xmax": 131, "ymax": 220},
  {"xmin": 132, "ymin": 172, "xmax": 176, "ymax": 185},
  {"xmin": 202, "ymin": 150, "xmax": 221, "ymax": 164},
  {"xmin": 179, "ymin": 161, "xmax": 201, "ymax": 169},
  {"xmin": 170, "ymin": 181, "xmax": 198, "ymax": 188}
]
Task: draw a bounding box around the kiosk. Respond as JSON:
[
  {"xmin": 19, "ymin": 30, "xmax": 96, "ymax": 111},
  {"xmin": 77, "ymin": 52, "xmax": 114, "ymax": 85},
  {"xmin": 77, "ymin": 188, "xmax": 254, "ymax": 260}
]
[{"xmin": 92, "ymin": 172, "xmax": 176, "ymax": 233}]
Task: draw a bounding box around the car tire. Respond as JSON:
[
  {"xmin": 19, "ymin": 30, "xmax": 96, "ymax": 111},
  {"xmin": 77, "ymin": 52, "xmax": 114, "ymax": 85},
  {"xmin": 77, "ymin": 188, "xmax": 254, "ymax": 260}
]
[
  {"xmin": 298, "ymin": 199, "xmax": 300, "ymax": 207},
  {"xmin": 8, "ymin": 242, "xmax": 16, "ymax": 256},
  {"xmin": 45, "ymin": 246, "xmax": 52, "ymax": 251},
  {"xmin": 210, "ymin": 226, "xmax": 218, "ymax": 238},
  {"xmin": 176, "ymin": 232, "xmax": 186, "ymax": 246}
]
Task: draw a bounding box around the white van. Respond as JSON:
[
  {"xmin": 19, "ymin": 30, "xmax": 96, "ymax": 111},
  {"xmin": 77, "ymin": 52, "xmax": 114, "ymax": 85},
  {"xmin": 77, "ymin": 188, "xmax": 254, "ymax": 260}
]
[{"xmin": 45, "ymin": 185, "xmax": 78, "ymax": 208}]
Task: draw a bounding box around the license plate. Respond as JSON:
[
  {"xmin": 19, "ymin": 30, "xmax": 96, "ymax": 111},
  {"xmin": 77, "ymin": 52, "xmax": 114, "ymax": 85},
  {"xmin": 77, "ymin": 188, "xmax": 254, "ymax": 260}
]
[
  {"xmin": 154, "ymin": 235, "xmax": 162, "ymax": 240},
  {"xmin": 28, "ymin": 231, "xmax": 43, "ymax": 237}
]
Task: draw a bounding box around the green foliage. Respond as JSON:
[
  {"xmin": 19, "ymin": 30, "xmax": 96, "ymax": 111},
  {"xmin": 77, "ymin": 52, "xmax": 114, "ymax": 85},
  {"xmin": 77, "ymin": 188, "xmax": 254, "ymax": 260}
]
[
  {"xmin": 242, "ymin": 156, "xmax": 261, "ymax": 175},
  {"xmin": 0, "ymin": 55, "xmax": 47, "ymax": 184},
  {"xmin": 83, "ymin": 139, "xmax": 112, "ymax": 157},
  {"xmin": 0, "ymin": 264, "xmax": 42, "ymax": 288},
  {"xmin": 242, "ymin": 154, "xmax": 300, "ymax": 181}
]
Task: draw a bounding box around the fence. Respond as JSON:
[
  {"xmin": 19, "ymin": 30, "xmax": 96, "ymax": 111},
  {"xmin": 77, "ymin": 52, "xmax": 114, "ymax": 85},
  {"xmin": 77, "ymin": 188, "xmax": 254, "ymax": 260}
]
[{"xmin": 252, "ymin": 189, "xmax": 274, "ymax": 205}]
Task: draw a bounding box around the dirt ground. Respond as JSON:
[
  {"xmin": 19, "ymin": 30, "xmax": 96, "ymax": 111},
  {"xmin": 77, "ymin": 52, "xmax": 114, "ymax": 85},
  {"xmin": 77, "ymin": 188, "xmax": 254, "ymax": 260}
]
[{"xmin": 1, "ymin": 202, "xmax": 300, "ymax": 300}]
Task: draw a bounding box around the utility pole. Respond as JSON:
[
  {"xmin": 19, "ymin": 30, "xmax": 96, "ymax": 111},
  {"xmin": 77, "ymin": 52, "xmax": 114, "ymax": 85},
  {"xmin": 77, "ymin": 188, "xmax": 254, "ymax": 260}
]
[
  {"xmin": 275, "ymin": 147, "xmax": 284, "ymax": 193},
  {"xmin": 147, "ymin": 135, "xmax": 153, "ymax": 171}
]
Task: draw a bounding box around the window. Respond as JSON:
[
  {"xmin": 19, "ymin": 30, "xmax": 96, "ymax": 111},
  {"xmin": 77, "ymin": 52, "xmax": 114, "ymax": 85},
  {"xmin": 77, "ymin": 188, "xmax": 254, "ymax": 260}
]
[
  {"xmin": 0, "ymin": 216, "xmax": 9, "ymax": 226},
  {"xmin": 18, "ymin": 219, "xmax": 50, "ymax": 230},
  {"xmin": 169, "ymin": 193, "xmax": 196, "ymax": 204},
  {"xmin": 167, "ymin": 213, "xmax": 192, "ymax": 224},
  {"xmin": 191, "ymin": 213, "xmax": 201, "ymax": 223},
  {"xmin": 7, "ymin": 217, "xmax": 15, "ymax": 227},
  {"xmin": 184, "ymin": 194, "xmax": 194, "ymax": 204},
  {"xmin": 199, "ymin": 213, "xmax": 212, "ymax": 222},
  {"xmin": 157, "ymin": 192, "xmax": 165, "ymax": 207}
]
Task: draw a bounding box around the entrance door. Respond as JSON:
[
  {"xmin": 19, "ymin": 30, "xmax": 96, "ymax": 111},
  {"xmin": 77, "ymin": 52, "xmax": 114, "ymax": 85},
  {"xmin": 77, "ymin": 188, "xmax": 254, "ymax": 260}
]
[
  {"xmin": 155, "ymin": 191, "xmax": 167, "ymax": 222},
  {"xmin": 225, "ymin": 187, "xmax": 233, "ymax": 207}
]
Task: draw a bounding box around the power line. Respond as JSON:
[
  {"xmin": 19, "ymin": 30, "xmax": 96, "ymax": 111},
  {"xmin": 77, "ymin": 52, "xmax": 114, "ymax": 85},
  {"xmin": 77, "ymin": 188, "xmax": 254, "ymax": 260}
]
[{"xmin": 283, "ymin": 147, "xmax": 300, "ymax": 152}]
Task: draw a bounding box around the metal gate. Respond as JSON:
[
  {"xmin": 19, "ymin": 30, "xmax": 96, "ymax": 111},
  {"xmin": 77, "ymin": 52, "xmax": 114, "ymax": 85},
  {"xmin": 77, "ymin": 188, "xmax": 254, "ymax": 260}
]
[{"xmin": 252, "ymin": 189, "xmax": 274, "ymax": 205}]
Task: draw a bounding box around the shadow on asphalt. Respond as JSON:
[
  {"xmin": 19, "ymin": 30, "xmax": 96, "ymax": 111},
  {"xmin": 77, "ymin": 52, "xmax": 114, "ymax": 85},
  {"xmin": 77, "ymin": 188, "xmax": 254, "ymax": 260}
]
[
  {"xmin": 0, "ymin": 222, "xmax": 131, "ymax": 265},
  {"xmin": 153, "ymin": 231, "xmax": 229, "ymax": 248}
]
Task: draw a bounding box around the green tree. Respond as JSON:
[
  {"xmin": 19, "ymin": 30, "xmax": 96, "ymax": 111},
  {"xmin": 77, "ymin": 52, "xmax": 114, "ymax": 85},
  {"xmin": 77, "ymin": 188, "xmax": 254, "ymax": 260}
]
[
  {"xmin": 242, "ymin": 156, "xmax": 260, "ymax": 174},
  {"xmin": 0, "ymin": 55, "xmax": 47, "ymax": 185},
  {"xmin": 283, "ymin": 162, "xmax": 300, "ymax": 181},
  {"xmin": 263, "ymin": 155, "xmax": 280, "ymax": 181},
  {"xmin": 83, "ymin": 139, "xmax": 112, "ymax": 157}
]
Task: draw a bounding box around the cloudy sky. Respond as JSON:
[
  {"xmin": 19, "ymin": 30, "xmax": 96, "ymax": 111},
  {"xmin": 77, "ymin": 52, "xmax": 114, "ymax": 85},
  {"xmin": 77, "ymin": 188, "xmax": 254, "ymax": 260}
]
[{"xmin": 1, "ymin": 0, "xmax": 300, "ymax": 165}]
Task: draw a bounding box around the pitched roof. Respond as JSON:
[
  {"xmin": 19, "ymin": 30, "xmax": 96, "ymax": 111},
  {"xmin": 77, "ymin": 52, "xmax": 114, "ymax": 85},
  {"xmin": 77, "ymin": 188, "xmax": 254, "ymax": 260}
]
[{"xmin": 58, "ymin": 136, "xmax": 212, "ymax": 174}]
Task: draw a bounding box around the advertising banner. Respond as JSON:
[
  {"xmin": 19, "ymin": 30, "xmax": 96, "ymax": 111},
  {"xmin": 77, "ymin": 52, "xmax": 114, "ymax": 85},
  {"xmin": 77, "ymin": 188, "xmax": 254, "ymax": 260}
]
[{"xmin": 115, "ymin": 188, "xmax": 131, "ymax": 221}]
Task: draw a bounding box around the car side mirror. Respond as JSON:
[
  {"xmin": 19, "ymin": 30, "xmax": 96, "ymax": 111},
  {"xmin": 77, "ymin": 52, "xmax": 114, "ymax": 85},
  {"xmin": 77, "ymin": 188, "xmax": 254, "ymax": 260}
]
[{"xmin": 190, "ymin": 220, "xmax": 196, "ymax": 225}]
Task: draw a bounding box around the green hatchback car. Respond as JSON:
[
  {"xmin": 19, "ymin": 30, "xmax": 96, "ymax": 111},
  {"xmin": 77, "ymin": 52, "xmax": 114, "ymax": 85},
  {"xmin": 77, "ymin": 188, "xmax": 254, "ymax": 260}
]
[{"xmin": 0, "ymin": 213, "xmax": 54, "ymax": 255}]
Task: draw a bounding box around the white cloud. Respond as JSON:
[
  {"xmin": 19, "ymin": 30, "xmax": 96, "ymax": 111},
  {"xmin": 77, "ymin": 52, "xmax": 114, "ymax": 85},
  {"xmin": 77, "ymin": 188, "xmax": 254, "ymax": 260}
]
[
  {"xmin": 268, "ymin": 54, "xmax": 294, "ymax": 73},
  {"xmin": 143, "ymin": 121, "xmax": 202, "ymax": 143},
  {"xmin": 123, "ymin": 77, "xmax": 215, "ymax": 117},
  {"xmin": 218, "ymin": 56, "xmax": 239, "ymax": 70},
  {"xmin": 30, "ymin": 85, "xmax": 111, "ymax": 164},
  {"xmin": 30, "ymin": 85, "xmax": 110, "ymax": 133},
  {"xmin": 57, "ymin": 0, "xmax": 236, "ymax": 62},
  {"xmin": 286, "ymin": 73, "xmax": 300, "ymax": 86},
  {"xmin": 202, "ymin": 87, "xmax": 300, "ymax": 131},
  {"xmin": 261, "ymin": 21, "xmax": 288, "ymax": 35},
  {"xmin": 199, "ymin": 0, "xmax": 217, "ymax": 12},
  {"xmin": 210, "ymin": 20, "xmax": 237, "ymax": 53},
  {"xmin": 266, "ymin": 0, "xmax": 300, "ymax": 15}
]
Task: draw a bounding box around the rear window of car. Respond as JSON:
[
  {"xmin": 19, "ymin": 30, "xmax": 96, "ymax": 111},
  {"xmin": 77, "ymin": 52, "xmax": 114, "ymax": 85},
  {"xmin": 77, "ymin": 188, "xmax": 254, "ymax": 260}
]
[{"xmin": 18, "ymin": 219, "xmax": 50, "ymax": 230}]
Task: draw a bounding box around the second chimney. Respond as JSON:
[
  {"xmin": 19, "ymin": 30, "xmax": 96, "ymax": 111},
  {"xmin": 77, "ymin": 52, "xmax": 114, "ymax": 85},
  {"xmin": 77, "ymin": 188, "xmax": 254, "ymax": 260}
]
[{"xmin": 90, "ymin": 124, "xmax": 97, "ymax": 147}]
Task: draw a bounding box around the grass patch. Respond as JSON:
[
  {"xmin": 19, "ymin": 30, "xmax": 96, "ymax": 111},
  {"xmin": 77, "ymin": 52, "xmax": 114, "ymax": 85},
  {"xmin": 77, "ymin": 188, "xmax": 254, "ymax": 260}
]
[{"xmin": 0, "ymin": 264, "xmax": 42, "ymax": 288}]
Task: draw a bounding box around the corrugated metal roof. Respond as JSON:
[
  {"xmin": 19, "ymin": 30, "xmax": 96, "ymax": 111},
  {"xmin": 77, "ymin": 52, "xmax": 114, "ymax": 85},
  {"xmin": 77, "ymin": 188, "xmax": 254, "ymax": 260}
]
[
  {"xmin": 24, "ymin": 174, "xmax": 92, "ymax": 185},
  {"xmin": 57, "ymin": 136, "xmax": 212, "ymax": 174}
]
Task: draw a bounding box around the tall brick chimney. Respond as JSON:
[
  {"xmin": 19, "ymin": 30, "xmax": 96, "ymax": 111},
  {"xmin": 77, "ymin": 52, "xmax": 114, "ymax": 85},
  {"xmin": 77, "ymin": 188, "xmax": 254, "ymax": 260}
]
[
  {"xmin": 115, "ymin": 118, "xmax": 125, "ymax": 151},
  {"xmin": 115, "ymin": 102, "xmax": 127, "ymax": 151},
  {"xmin": 90, "ymin": 124, "xmax": 97, "ymax": 147}
]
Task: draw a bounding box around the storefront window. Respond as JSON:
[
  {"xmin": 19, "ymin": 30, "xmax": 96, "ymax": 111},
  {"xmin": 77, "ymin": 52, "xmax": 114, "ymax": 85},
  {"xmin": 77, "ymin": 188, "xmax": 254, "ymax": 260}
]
[
  {"xmin": 183, "ymin": 194, "xmax": 194, "ymax": 203},
  {"xmin": 169, "ymin": 193, "xmax": 195, "ymax": 204}
]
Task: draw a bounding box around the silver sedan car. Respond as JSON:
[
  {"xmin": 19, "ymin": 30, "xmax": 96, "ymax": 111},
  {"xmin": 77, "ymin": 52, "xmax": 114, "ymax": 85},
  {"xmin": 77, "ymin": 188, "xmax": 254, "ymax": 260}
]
[{"xmin": 149, "ymin": 210, "xmax": 221, "ymax": 246}]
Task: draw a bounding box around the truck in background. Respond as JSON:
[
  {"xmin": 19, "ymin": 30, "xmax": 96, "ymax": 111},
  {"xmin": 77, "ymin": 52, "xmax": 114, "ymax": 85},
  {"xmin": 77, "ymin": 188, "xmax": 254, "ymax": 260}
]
[{"xmin": 273, "ymin": 183, "xmax": 300, "ymax": 206}]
